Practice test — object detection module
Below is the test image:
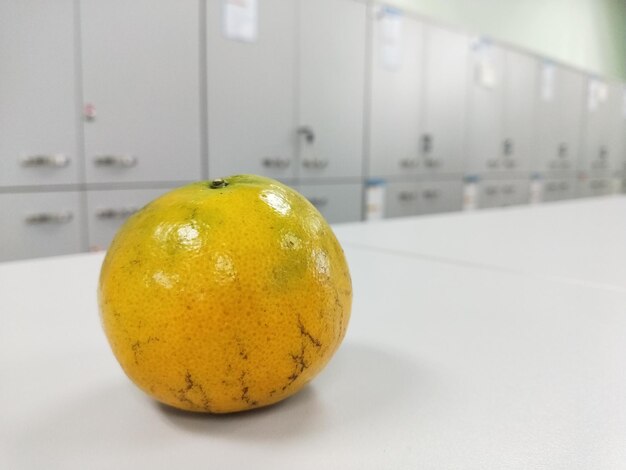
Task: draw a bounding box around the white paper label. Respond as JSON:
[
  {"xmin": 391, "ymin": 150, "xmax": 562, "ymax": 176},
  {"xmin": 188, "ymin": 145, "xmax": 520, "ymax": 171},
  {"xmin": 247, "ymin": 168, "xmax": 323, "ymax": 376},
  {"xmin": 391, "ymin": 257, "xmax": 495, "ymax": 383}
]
[
  {"xmin": 222, "ymin": 0, "xmax": 258, "ymax": 43},
  {"xmin": 366, "ymin": 180, "xmax": 386, "ymax": 221},
  {"xmin": 463, "ymin": 182, "xmax": 477, "ymax": 211},
  {"xmin": 474, "ymin": 40, "xmax": 497, "ymax": 89},
  {"xmin": 540, "ymin": 63, "xmax": 555, "ymax": 102},
  {"xmin": 530, "ymin": 179, "xmax": 543, "ymax": 204},
  {"xmin": 378, "ymin": 7, "xmax": 403, "ymax": 70}
]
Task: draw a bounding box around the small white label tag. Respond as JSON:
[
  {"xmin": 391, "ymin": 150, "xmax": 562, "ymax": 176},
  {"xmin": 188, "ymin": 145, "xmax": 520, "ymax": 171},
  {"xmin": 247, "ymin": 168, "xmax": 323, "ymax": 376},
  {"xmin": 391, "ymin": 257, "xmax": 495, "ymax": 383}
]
[
  {"xmin": 366, "ymin": 180, "xmax": 386, "ymax": 221},
  {"xmin": 378, "ymin": 7, "xmax": 403, "ymax": 70},
  {"xmin": 222, "ymin": 0, "xmax": 258, "ymax": 43},
  {"xmin": 463, "ymin": 181, "xmax": 477, "ymax": 211}
]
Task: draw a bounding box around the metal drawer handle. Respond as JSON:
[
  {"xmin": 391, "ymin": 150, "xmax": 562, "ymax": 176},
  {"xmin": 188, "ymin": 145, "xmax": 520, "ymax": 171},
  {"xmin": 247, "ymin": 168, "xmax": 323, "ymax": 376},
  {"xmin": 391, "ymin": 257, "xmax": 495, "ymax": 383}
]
[
  {"xmin": 424, "ymin": 157, "xmax": 439, "ymax": 168},
  {"xmin": 25, "ymin": 211, "xmax": 73, "ymax": 225},
  {"xmin": 308, "ymin": 197, "xmax": 328, "ymax": 208},
  {"xmin": 599, "ymin": 146, "xmax": 608, "ymax": 159},
  {"xmin": 262, "ymin": 157, "xmax": 291, "ymax": 169},
  {"xmin": 485, "ymin": 186, "xmax": 498, "ymax": 196},
  {"xmin": 297, "ymin": 126, "xmax": 315, "ymax": 144},
  {"xmin": 399, "ymin": 158, "xmax": 418, "ymax": 168},
  {"xmin": 94, "ymin": 155, "xmax": 137, "ymax": 167},
  {"xmin": 302, "ymin": 158, "xmax": 328, "ymax": 169},
  {"xmin": 96, "ymin": 207, "xmax": 139, "ymax": 220},
  {"xmin": 503, "ymin": 139, "xmax": 514, "ymax": 156},
  {"xmin": 20, "ymin": 154, "xmax": 70, "ymax": 168},
  {"xmin": 398, "ymin": 191, "xmax": 418, "ymax": 201},
  {"xmin": 422, "ymin": 134, "xmax": 433, "ymax": 154},
  {"xmin": 422, "ymin": 189, "xmax": 439, "ymax": 199}
]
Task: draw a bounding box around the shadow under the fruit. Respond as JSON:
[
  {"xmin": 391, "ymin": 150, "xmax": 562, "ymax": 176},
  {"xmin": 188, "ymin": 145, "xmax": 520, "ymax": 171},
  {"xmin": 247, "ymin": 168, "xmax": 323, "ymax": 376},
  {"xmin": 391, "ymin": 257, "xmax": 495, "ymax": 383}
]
[{"xmin": 157, "ymin": 340, "xmax": 424, "ymax": 441}]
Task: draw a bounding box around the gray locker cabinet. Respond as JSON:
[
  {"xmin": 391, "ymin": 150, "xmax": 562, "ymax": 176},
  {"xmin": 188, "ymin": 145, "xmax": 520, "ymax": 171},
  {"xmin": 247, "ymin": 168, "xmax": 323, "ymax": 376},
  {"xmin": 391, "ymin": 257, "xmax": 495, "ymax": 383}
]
[
  {"xmin": 535, "ymin": 64, "xmax": 585, "ymax": 174},
  {"xmin": 86, "ymin": 188, "xmax": 173, "ymax": 251},
  {"xmin": 0, "ymin": 0, "xmax": 80, "ymax": 187},
  {"xmin": 418, "ymin": 180, "xmax": 463, "ymax": 215},
  {"xmin": 0, "ymin": 191, "xmax": 83, "ymax": 262},
  {"xmin": 384, "ymin": 181, "xmax": 421, "ymax": 218},
  {"xmin": 502, "ymin": 49, "xmax": 536, "ymax": 173},
  {"xmin": 297, "ymin": 183, "xmax": 363, "ymax": 224},
  {"xmin": 581, "ymin": 79, "xmax": 612, "ymax": 173},
  {"xmin": 298, "ymin": 0, "xmax": 366, "ymax": 179},
  {"xmin": 542, "ymin": 178, "xmax": 577, "ymax": 202},
  {"xmin": 207, "ymin": 0, "xmax": 297, "ymax": 180},
  {"xmin": 81, "ymin": 0, "xmax": 201, "ymax": 184},
  {"xmin": 606, "ymin": 82, "xmax": 626, "ymax": 174},
  {"xmin": 368, "ymin": 11, "xmax": 424, "ymax": 178},
  {"xmin": 422, "ymin": 24, "xmax": 470, "ymax": 174},
  {"xmin": 466, "ymin": 42, "xmax": 505, "ymax": 174}
]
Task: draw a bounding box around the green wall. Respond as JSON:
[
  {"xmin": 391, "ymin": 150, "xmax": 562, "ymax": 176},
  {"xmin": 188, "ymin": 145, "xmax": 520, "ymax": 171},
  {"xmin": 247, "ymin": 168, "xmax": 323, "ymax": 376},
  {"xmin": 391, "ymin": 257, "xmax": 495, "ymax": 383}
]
[{"xmin": 387, "ymin": 0, "xmax": 626, "ymax": 80}]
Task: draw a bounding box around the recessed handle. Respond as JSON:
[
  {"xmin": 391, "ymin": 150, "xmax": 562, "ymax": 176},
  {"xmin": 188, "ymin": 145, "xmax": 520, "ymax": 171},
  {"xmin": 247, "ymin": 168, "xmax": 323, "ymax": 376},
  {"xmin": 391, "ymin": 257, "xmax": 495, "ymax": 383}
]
[
  {"xmin": 96, "ymin": 207, "xmax": 138, "ymax": 220},
  {"xmin": 308, "ymin": 197, "xmax": 328, "ymax": 208},
  {"xmin": 25, "ymin": 211, "xmax": 73, "ymax": 225},
  {"xmin": 422, "ymin": 188, "xmax": 439, "ymax": 200},
  {"xmin": 557, "ymin": 143, "xmax": 568, "ymax": 158},
  {"xmin": 424, "ymin": 157, "xmax": 439, "ymax": 168},
  {"xmin": 399, "ymin": 158, "xmax": 419, "ymax": 169},
  {"xmin": 302, "ymin": 158, "xmax": 328, "ymax": 169},
  {"xmin": 487, "ymin": 159, "xmax": 500, "ymax": 169},
  {"xmin": 485, "ymin": 186, "xmax": 498, "ymax": 196},
  {"xmin": 262, "ymin": 157, "xmax": 291, "ymax": 169},
  {"xmin": 297, "ymin": 126, "xmax": 315, "ymax": 144},
  {"xmin": 503, "ymin": 139, "xmax": 514, "ymax": 156},
  {"xmin": 546, "ymin": 182, "xmax": 558, "ymax": 192},
  {"xmin": 398, "ymin": 191, "xmax": 418, "ymax": 202},
  {"xmin": 94, "ymin": 155, "xmax": 137, "ymax": 168},
  {"xmin": 422, "ymin": 134, "xmax": 433, "ymax": 154},
  {"xmin": 20, "ymin": 154, "xmax": 70, "ymax": 168}
]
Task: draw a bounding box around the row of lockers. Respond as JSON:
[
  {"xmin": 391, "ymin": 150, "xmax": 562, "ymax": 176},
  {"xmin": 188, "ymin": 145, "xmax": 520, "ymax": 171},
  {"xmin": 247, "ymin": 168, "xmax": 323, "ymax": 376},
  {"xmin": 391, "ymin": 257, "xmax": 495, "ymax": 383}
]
[
  {"xmin": 1, "ymin": 176, "xmax": 620, "ymax": 261},
  {"xmin": 2, "ymin": 0, "xmax": 626, "ymax": 190}
]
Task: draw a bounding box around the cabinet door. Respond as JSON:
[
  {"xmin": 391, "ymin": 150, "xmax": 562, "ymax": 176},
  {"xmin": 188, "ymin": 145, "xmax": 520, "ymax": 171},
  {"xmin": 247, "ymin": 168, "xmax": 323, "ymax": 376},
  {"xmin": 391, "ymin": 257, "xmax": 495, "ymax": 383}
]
[
  {"xmin": 86, "ymin": 188, "xmax": 172, "ymax": 251},
  {"xmin": 297, "ymin": 183, "xmax": 363, "ymax": 224},
  {"xmin": 0, "ymin": 0, "xmax": 79, "ymax": 187},
  {"xmin": 0, "ymin": 192, "xmax": 82, "ymax": 262},
  {"xmin": 606, "ymin": 83, "xmax": 626, "ymax": 173},
  {"xmin": 581, "ymin": 79, "xmax": 612, "ymax": 173},
  {"xmin": 418, "ymin": 180, "xmax": 463, "ymax": 215},
  {"xmin": 502, "ymin": 49, "xmax": 536, "ymax": 173},
  {"xmin": 81, "ymin": 0, "xmax": 201, "ymax": 184},
  {"xmin": 369, "ymin": 10, "xmax": 424, "ymax": 177},
  {"xmin": 535, "ymin": 64, "xmax": 584, "ymax": 173},
  {"xmin": 207, "ymin": 0, "xmax": 296, "ymax": 180},
  {"xmin": 466, "ymin": 41, "xmax": 504, "ymax": 174},
  {"xmin": 384, "ymin": 181, "xmax": 420, "ymax": 218},
  {"xmin": 298, "ymin": 0, "xmax": 365, "ymax": 179},
  {"xmin": 422, "ymin": 25, "xmax": 470, "ymax": 174}
]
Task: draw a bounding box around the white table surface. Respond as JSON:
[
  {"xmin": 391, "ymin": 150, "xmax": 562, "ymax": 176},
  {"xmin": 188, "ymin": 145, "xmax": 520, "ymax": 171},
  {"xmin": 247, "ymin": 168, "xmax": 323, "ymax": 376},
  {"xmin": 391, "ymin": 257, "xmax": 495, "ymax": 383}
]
[
  {"xmin": 2, "ymin": 200, "xmax": 626, "ymax": 469},
  {"xmin": 334, "ymin": 196, "xmax": 626, "ymax": 292}
]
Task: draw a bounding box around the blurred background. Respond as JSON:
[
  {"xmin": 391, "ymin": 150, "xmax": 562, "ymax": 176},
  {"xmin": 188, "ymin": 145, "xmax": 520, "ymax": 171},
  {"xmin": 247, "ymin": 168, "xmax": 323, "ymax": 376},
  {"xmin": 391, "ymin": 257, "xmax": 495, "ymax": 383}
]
[{"xmin": 1, "ymin": 0, "xmax": 625, "ymax": 262}]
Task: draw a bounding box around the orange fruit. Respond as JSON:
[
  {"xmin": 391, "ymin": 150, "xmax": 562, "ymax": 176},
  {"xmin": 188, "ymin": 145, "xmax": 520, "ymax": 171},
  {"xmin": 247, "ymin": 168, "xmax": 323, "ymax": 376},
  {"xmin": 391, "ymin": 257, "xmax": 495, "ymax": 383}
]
[{"xmin": 98, "ymin": 175, "xmax": 352, "ymax": 413}]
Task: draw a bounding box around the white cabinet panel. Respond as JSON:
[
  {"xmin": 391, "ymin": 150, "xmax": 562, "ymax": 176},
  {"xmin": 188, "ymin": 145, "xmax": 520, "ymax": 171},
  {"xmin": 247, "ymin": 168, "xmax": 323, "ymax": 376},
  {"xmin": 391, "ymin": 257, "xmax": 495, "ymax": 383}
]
[
  {"xmin": 502, "ymin": 49, "xmax": 536, "ymax": 173},
  {"xmin": 81, "ymin": 0, "xmax": 201, "ymax": 184},
  {"xmin": 297, "ymin": 183, "xmax": 363, "ymax": 224},
  {"xmin": 0, "ymin": 0, "xmax": 79, "ymax": 187},
  {"xmin": 86, "ymin": 187, "xmax": 173, "ymax": 251},
  {"xmin": 369, "ymin": 11, "xmax": 424, "ymax": 177},
  {"xmin": 466, "ymin": 42, "xmax": 504, "ymax": 173},
  {"xmin": 298, "ymin": 0, "xmax": 366, "ymax": 179},
  {"xmin": 423, "ymin": 24, "xmax": 470, "ymax": 174},
  {"xmin": 535, "ymin": 64, "xmax": 585, "ymax": 174},
  {"xmin": 0, "ymin": 192, "xmax": 82, "ymax": 262},
  {"xmin": 207, "ymin": 0, "xmax": 297, "ymax": 180}
]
